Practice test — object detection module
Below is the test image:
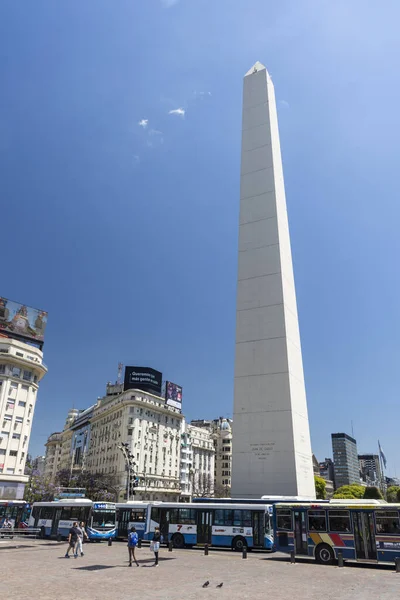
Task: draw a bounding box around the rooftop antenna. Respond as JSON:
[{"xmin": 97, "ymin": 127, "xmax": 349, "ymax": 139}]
[
  {"xmin": 117, "ymin": 362, "xmax": 123, "ymax": 385},
  {"xmin": 351, "ymin": 420, "xmax": 354, "ymax": 438}
]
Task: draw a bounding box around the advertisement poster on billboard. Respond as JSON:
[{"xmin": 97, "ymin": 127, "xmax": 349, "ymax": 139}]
[
  {"xmin": 0, "ymin": 297, "xmax": 48, "ymax": 344},
  {"xmin": 124, "ymin": 366, "xmax": 162, "ymax": 396},
  {"xmin": 165, "ymin": 381, "xmax": 183, "ymax": 410}
]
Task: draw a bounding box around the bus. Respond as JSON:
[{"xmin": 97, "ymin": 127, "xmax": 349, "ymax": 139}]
[
  {"xmin": 273, "ymin": 500, "xmax": 400, "ymax": 565},
  {"xmin": 194, "ymin": 496, "xmax": 325, "ymax": 505},
  {"xmin": 116, "ymin": 501, "xmax": 273, "ymax": 551},
  {"xmin": 0, "ymin": 500, "xmax": 30, "ymax": 531},
  {"xmin": 29, "ymin": 499, "xmax": 116, "ymax": 541},
  {"xmin": 116, "ymin": 501, "xmax": 149, "ymax": 540}
]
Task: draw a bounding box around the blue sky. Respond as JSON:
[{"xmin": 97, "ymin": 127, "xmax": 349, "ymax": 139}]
[{"xmin": 1, "ymin": 0, "xmax": 400, "ymax": 476}]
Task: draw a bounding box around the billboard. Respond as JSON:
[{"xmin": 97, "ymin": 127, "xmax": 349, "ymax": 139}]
[
  {"xmin": 165, "ymin": 381, "xmax": 183, "ymax": 410},
  {"xmin": 124, "ymin": 366, "xmax": 162, "ymax": 396},
  {"xmin": 0, "ymin": 297, "xmax": 47, "ymax": 344}
]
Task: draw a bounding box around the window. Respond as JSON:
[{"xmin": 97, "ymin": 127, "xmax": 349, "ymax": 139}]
[
  {"xmin": 9, "ymin": 450, "xmax": 18, "ymax": 457},
  {"xmin": 276, "ymin": 509, "xmax": 292, "ymax": 530},
  {"xmin": 214, "ymin": 509, "xmax": 233, "ymax": 526},
  {"xmin": 10, "ymin": 382, "xmax": 18, "ymax": 390},
  {"xmin": 40, "ymin": 507, "xmax": 54, "ymax": 520},
  {"xmin": 21, "ymin": 385, "xmax": 29, "ymax": 391},
  {"xmin": 16, "ymin": 352, "xmax": 24, "ymax": 357},
  {"xmin": 375, "ymin": 511, "xmax": 400, "ymax": 534},
  {"xmin": 18, "ymin": 401, "xmax": 26, "ymax": 408},
  {"xmin": 0, "ymin": 365, "xmax": 5, "ymax": 374},
  {"xmin": 328, "ymin": 510, "xmax": 351, "ymax": 532},
  {"xmin": 12, "ymin": 434, "xmax": 20, "ymax": 440},
  {"xmin": 130, "ymin": 510, "xmax": 146, "ymax": 522},
  {"xmin": 12, "ymin": 367, "xmax": 21, "ymax": 378},
  {"xmin": 6, "ymin": 468, "xmax": 15, "ymax": 474},
  {"xmin": 23, "ymin": 370, "xmax": 32, "ymax": 381},
  {"xmin": 178, "ymin": 509, "xmax": 196, "ymax": 524},
  {"xmin": 15, "ymin": 417, "xmax": 23, "ymax": 423},
  {"xmin": 308, "ymin": 510, "xmax": 327, "ymax": 532}
]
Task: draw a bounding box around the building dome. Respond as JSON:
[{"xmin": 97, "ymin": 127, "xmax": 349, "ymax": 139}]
[{"xmin": 220, "ymin": 419, "xmax": 231, "ymax": 431}]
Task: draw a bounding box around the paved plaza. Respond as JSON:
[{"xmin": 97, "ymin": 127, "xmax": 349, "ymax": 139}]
[{"xmin": 1, "ymin": 539, "xmax": 399, "ymax": 600}]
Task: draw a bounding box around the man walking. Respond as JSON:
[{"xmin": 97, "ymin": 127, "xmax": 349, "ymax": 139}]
[
  {"xmin": 75, "ymin": 522, "xmax": 89, "ymax": 557},
  {"xmin": 127, "ymin": 526, "xmax": 139, "ymax": 567},
  {"xmin": 151, "ymin": 527, "xmax": 161, "ymax": 567},
  {"xmin": 65, "ymin": 522, "xmax": 80, "ymax": 558}
]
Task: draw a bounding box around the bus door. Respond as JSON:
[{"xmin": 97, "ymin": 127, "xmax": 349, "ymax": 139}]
[
  {"xmin": 196, "ymin": 510, "xmax": 212, "ymax": 544},
  {"xmin": 117, "ymin": 509, "xmax": 130, "ymax": 538},
  {"xmin": 352, "ymin": 512, "xmax": 377, "ymax": 561},
  {"xmin": 51, "ymin": 508, "xmax": 62, "ymax": 537},
  {"xmin": 159, "ymin": 509, "xmax": 169, "ymax": 543},
  {"xmin": 252, "ymin": 511, "xmax": 264, "ymax": 547},
  {"xmin": 293, "ymin": 510, "xmax": 308, "ymax": 555}
]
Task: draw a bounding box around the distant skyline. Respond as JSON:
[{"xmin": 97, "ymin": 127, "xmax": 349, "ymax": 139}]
[{"xmin": 1, "ymin": 0, "xmax": 400, "ymax": 477}]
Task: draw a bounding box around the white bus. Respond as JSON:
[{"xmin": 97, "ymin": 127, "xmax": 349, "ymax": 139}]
[{"xmin": 29, "ymin": 499, "xmax": 116, "ymax": 540}]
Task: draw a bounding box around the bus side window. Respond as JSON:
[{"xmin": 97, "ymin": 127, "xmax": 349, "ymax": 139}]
[
  {"xmin": 328, "ymin": 511, "xmax": 351, "ymax": 533},
  {"xmin": 169, "ymin": 509, "xmax": 179, "ymax": 524},
  {"xmin": 32, "ymin": 507, "xmax": 40, "ymax": 520},
  {"xmin": 60, "ymin": 508, "xmax": 71, "ymax": 521},
  {"xmin": 276, "ymin": 509, "xmax": 292, "ymax": 530},
  {"xmin": 151, "ymin": 507, "xmax": 160, "ymax": 524},
  {"xmin": 308, "ymin": 510, "xmax": 326, "ymax": 532}
]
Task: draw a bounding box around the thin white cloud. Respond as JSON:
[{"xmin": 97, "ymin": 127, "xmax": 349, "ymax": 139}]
[
  {"xmin": 279, "ymin": 100, "xmax": 290, "ymax": 109},
  {"xmin": 161, "ymin": 0, "xmax": 179, "ymax": 6},
  {"xmin": 133, "ymin": 155, "xmax": 140, "ymax": 165},
  {"xmin": 168, "ymin": 108, "xmax": 185, "ymax": 117},
  {"xmin": 194, "ymin": 90, "xmax": 212, "ymax": 98},
  {"xmin": 138, "ymin": 119, "xmax": 148, "ymax": 128},
  {"xmin": 149, "ymin": 129, "xmax": 163, "ymax": 136}
]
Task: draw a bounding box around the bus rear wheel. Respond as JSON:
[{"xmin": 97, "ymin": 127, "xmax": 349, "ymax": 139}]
[
  {"xmin": 315, "ymin": 543, "xmax": 335, "ymax": 565},
  {"xmin": 172, "ymin": 533, "xmax": 185, "ymax": 549},
  {"xmin": 232, "ymin": 536, "xmax": 247, "ymax": 552}
]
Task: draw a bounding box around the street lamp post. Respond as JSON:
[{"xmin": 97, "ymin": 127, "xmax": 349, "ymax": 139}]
[{"xmin": 117, "ymin": 442, "xmax": 137, "ymax": 501}]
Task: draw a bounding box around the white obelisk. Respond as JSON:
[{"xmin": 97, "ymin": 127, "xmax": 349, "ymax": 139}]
[{"xmin": 231, "ymin": 62, "xmax": 315, "ymax": 499}]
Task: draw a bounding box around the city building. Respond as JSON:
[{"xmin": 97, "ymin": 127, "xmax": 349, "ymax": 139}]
[
  {"xmin": 231, "ymin": 62, "xmax": 314, "ymax": 498},
  {"xmin": 43, "ymin": 408, "xmax": 83, "ymax": 481},
  {"xmin": 179, "ymin": 421, "xmax": 215, "ymax": 499},
  {"xmin": 43, "ymin": 432, "xmax": 63, "ymax": 481},
  {"xmin": 0, "ymin": 335, "xmax": 47, "ymax": 499},
  {"xmin": 86, "ymin": 382, "xmax": 184, "ymax": 501},
  {"xmin": 191, "ymin": 417, "xmax": 233, "ymax": 497},
  {"xmin": 319, "ymin": 458, "xmax": 335, "ymax": 489},
  {"xmin": 359, "ymin": 454, "xmax": 381, "ymax": 487},
  {"xmin": 331, "ymin": 433, "xmax": 359, "ymax": 488},
  {"xmin": 70, "ymin": 406, "xmax": 93, "ymax": 475}
]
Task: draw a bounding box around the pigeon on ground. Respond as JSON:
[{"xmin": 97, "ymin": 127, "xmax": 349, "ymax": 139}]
[
  {"xmin": 216, "ymin": 583, "xmax": 223, "ymax": 588},
  {"xmin": 202, "ymin": 581, "xmax": 210, "ymax": 588}
]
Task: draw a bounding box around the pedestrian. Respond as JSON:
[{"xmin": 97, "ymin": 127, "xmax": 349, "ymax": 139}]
[
  {"xmin": 151, "ymin": 527, "xmax": 161, "ymax": 567},
  {"xmin": 75, "ymin": 521, "xmax": 89, "ymax": 557},
  {"xmin": 65, "ymin": 522, "xmax": 80, "ymax": 559},
  {"xmin": 127, "ymin": 526, "xmax": 139, "ymax": 567}
]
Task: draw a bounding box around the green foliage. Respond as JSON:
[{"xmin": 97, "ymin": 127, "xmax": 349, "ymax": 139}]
[
  {"xmin": 363, "ymin": 486, "xmax": 383, "ymax": 500},
  {"xmin": 314, "ymin": 476, "xmax": 327, "ymax": 499},
  {"xmin": 387, "ymin": 486, "xmax": 400, "ymax": 503},
  {"xmin": 24, "ymin": 472, "xmax": 60, "ymax": 503},
  {"xmin": 333, "ymin": 484, "xmax": 365, "ymax": 499}
]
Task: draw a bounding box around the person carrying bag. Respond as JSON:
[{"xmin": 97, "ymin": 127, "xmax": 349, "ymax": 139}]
[{"xmin": 151, "ymin": 527, "xmax": 161, "ymax": 567}]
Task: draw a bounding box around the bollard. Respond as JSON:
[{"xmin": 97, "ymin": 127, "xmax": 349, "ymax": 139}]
[
  {"xmin": 169, "ymin": 541, "xmax": 173, "ymax": 552},
  {"xmin": 290, "ymin": 550, "xmax": 295, "ymax": 564},
  {"xmin": 138, "ymin": 538, "xmax": 142, "ymax": 549},
  {"xmin": 337, "ymin": 551, "xmax": 344, "ymax": 567},
  {"xmin": 108, "ymin": 538, "xmax": 112, "ymax": 547},
  {"xmin": 204, "ymin": 544, "xmax": 209, "ymax": 556},
  {"xmin": 395, "ymin": 557, "xmax": 400, "ymax": 573},
  {"xmin": 242, "ymin": 547, "xmax": 247, "ymax": 559}
]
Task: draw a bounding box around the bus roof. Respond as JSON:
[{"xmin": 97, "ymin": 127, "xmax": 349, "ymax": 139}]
[
  {"xmin": 275, "ymin": 500, "xmax": 397, "ymax": 509},
  {"xmin": 147, "ymin": 501, "xmax": 271, "ymax": 510},
  {"xmin": 32, "ymin": 499, "xmax": 93, "ymax": 507}
]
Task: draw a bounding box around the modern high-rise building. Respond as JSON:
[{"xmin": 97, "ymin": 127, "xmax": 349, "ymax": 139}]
[
  {"xmin": 331, "ymin": 433, "xmax": 360, "ymax": 488},
  {"xmin": 0, "ymin": 298, "xmax": 48, "ymax": 499},
  {"xmin": 359, "ymin": 454, "xmax": 381, "ymax": 486},
  {"xmin": 231, "ymin": 62, "xmax": 314, "ymax": 498}
]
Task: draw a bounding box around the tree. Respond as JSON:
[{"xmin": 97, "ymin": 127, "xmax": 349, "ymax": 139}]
[
  {"xmin": 24, "ymin": 471, "xmax": 60, "ymax": 503},
  {"xmin": 192, "ymin": 473, "xmax": 214, "ymax": 498},
  {"xmin": 214, "ymin": 483, "xmax": 231, "ymax": 498},
  {"xmin": 363, "ymin": 486, "xmax": 383, "ymax": 500},
  {"xmin": 55, "ymin": 468, "xmax": 71, "ymax": 488},
  {"xmin": 387, "ymin": 486, "xmax": 400, "ymax": 503},
  {"xmin": 333, "ymin": 484, "xmax": 365, "ymax": 499},
  {"xmin": 314, "ymin": 476, "xmax": 327, "ymax": 499}
]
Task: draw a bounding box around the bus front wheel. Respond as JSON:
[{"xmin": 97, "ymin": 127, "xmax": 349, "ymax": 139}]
[
  {"xmin": 232, "ymin": 536, "xmax": 247, "ymax": 552},
  {"xmin": 172, "ymin": 533, "xmax": 185, "ymax": 549},
  {"xmin": 315, "ymin": 543, "xmax": 335, "ymax": 565}
]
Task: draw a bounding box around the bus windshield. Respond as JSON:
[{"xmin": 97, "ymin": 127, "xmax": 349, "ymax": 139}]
[{"xmin": 92, "ymin": 509, "xmax": 115, "ymax": 529}]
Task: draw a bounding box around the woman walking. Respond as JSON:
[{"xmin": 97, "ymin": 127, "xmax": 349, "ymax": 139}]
[
  {"xmin": 151, "ymin": 527, "xmax": 161, "ymax": 567},
  {"xmin": 128, "ymin": 527, "xmax": 139, "ymax": 567}
]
